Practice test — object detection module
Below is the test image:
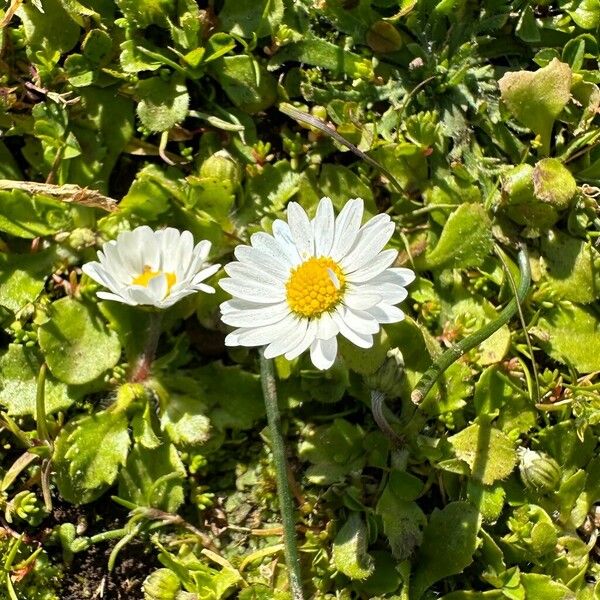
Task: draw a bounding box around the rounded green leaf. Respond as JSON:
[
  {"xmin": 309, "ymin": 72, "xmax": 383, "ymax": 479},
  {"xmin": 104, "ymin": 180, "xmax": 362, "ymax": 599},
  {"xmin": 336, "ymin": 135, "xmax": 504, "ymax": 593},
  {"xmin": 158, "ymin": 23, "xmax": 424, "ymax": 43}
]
[{"xmin": 39, "ymin": 297, "xmax": 121, "ymax": 385}]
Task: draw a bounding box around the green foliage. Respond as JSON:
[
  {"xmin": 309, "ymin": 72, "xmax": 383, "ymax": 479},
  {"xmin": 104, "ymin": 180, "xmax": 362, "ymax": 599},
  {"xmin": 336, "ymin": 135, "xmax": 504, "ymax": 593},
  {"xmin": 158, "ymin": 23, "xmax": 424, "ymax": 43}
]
[
  {"xmin": 1, "ymin": 0, "xmax": 600, "ymax": 598},
  {"xmin": 38, "ymin": 297, "xmax": 122, "ymax": 385}
]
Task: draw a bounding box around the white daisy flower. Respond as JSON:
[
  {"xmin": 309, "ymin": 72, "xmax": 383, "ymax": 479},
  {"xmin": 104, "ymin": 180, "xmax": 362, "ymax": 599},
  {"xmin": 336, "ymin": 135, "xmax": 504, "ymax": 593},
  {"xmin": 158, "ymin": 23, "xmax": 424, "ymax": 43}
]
[
  {"xmin": 82, "ymin": 226, "xmax": 220, "ymax": 309},
  {"xmin": 219, "ymin": 197, "xmax": 415, "ymax": 370}
]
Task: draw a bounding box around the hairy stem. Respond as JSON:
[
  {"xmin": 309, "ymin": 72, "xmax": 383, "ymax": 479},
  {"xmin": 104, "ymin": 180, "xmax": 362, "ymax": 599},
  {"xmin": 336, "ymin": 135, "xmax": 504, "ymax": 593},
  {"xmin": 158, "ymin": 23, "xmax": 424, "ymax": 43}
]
[
  {"xmin": 259, "ymin": 350, "xmax": 305, "ymax": 600},
  {"xmin": 411, "ymin": 242, "xmax": 531, "ymax": 405},
  {"xmin": 370, "ymin": 391, "xmax": 404, "ymax": 448},
  {"xmin": 130, "ymin": 311, "xmax": 163, "ymax": 382}
]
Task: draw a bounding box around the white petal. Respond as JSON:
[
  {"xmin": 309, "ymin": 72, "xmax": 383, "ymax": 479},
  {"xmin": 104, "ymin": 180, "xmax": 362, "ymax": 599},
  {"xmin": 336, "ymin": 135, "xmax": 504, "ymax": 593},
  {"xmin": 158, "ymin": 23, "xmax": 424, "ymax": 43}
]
[
  {"xmin": 263, "ymin": 318, "xmax": 309, "ymax": 359},
  {"xmin": 193, "ymin": 283, "xmax": 215, "ymax": 294},
  {"xmin": 234, "ymin": 245, "xmax": 290, "ymax": 279},
  {"xmin": 340, "ymin": 306, "xmax": 380, "ymax": 335},
  {"xmin": 100, "ymin": 241, "xmax": 139, "ymax": 282},
  {"xmin": 313, "ymin": 197, "xmax": 335, "ymax": 257},
  {"xmin": 250, "ymin": 232, "xmax": 296, "ymax": 267},
  {"xmin": 354, "ymin": 283, "xmax": 408, "ymax": 305},
  {"xmin": 82, "ymin": 262, "xmax": 121, "ymax": 292},
  {"xmin": 220, "ymin": 302, "xmax": 290, "ymax": 327},
  {"xmin": 387, "ymin": 267, "xmax": 416, "ymax": 287},
  {"xmin": 330, "ymin": 198, "xmax": 363, "ymax": 261},
  {"xmin": 219, "ymin": 278, "xmax": 285, "ymax": 303},
  {"xmin": 97, "ymin": 291, "xmax": 136, "ymax": 305},
  {"xmin": 227, "ymin": 314, "xmax": 298, "ymax": 347},
  {"xmin": 346, "ymin": 249, "xmax": 398, "ymax": 283},
  {"xmin": 160, "ymin": 228, "xmax": 188, "ymax": 272},
  {"xmin": 284, "ymin": 320, "xmax": 318, "ymax": 360},
  {"xmin": 190, "ymin": 263, "xmax": 220, "ymax": 285},
  {"xmin": 146, "ymin": 273, "xmax": 169, "ymax": 301},
  {"xmin": 343, "ymin": 287, "xmax": 382, "ymax": 310},
  {"xmin": 332, "ymin": 311, "xmax": 373, "ymax": 348},
  {"xmin": 224, "ymin": 261, "xmax": 283, "ymax": 287},
  {"xmin": 367, "ymin": 304, "xmax": 406, "ymax": 324},
  {"xmin": 127, "ymin": 286, "xmax": 159, "ymax": 306},
  {"xmin": 160, "ymin": 288, "xmax": 197, "ymax": 308},
  {"xmin": 272, "ymin": 220, "xmax": 302, "ymax": 266},
  {"xmin": 316, "ymin": 312, "xmax": 339, "ymax": 339},
  {"xmin": 310, "ymin": 337, "xmax": 338, "ymax": 370},
  {"xmin": 287, "ymin": 202, "xmax": 314, "ymax": 259},
  {"xmin": 340, "ymin": 218, "xmax": 395, "ymax": 272}
]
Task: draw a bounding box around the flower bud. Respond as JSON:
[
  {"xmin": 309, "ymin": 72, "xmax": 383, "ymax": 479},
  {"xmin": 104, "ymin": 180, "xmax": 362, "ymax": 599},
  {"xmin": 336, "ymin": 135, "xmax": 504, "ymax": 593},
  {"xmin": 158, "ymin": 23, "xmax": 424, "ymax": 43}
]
[
  {"xmin": 365, "ymin": 348, "xmax": 405, "ymax": 397},
  {"xmin": 518, "ymin": 447, "xmax": 561, "ymax": 493},
  {"xmin": 500, "ymin": 159, "xmax": 577, "ymax": 228},
  {"xmin": 198, "ymin": 150, "xmax": 242, "ymax": 194}
]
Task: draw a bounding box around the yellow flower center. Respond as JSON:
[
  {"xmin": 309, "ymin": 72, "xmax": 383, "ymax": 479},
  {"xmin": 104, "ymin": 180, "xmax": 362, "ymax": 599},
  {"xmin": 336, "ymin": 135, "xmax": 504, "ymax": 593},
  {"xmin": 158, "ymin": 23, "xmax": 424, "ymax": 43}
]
[
  {"xmin": 285, "ymin": 257, "xmax": 345, "ymax": 318},
  {"xmin": 132, "ymin": 265, "xmax": 176, "ymax": 293}
]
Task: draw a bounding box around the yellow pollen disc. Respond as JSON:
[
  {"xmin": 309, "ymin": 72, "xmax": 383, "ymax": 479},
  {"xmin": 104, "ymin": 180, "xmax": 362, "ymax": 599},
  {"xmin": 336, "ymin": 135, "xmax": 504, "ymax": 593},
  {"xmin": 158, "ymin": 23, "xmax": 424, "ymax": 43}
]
[
  {"xmin": 132, "ymin": 265, "xmax": 176, "ymax": 293},
  {"xmin": 286, "ymin": 257, "xmax": 345, "ymax": 318}
]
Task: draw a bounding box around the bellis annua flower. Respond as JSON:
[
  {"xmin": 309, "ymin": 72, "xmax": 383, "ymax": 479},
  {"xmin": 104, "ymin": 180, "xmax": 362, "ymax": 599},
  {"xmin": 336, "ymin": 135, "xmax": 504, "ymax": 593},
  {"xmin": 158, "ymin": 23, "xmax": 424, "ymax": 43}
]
[
  {"xmin": 219, "ymin": 197, "xmax": 415, "ymax": 370},
  {"xmin": 82, "ymin": 226, "xmax": 219, "ymax": 309}
]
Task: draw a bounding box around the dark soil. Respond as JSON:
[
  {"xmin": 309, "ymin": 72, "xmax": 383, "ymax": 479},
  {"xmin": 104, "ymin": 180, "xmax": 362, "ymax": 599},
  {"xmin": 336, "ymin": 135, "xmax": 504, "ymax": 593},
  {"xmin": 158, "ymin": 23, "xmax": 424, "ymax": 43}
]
[
  {"xmin": 60, "ymin": 540, "xmax": 158, "ymax": 600},
  {"xmin": 49, "ymin": 500, "xmax": 160, "ymax": 600}
]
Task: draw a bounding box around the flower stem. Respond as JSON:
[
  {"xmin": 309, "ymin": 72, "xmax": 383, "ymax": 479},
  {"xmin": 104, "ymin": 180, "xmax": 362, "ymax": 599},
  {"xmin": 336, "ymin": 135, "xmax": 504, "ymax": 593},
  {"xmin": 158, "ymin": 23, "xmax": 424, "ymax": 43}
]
[
  {"xmin": 411, "ymin": 242, "xmax": 531, "ymax": 405},
  {"xmin": 131, "ymin": 311, "xmax": 163, "ymax": 382},
  {"xmin": 259, "ymin": 350, "xmax": 305, "ymax": 600},
  {"xmin": 370, "ymin": 390, "xmax": 404, "ymax": 448}
]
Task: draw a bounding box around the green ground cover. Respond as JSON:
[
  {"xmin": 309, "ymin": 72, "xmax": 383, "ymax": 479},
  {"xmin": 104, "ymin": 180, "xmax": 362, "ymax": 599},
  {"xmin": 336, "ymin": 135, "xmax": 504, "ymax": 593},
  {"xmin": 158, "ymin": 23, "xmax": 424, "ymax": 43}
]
[{"xmin": 0, "ymin": 0, "xmax": 599, "ymax": 598}]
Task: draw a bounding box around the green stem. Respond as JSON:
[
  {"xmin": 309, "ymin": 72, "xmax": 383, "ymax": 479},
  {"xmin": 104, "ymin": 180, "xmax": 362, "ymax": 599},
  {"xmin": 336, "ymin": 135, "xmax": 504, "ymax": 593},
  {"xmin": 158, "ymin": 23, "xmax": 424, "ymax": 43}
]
[
  {"xmin": 370, "ymin": 391, "xmax": 404, "ymax": 448},
  {"xmin": 411, "ymin": 243, "xmax": 531, "ymax": 405},
  {"xmin": 35, "ymin": 364, "xmax": 50, "ymax": 443},
  {"xmin": 130, "ymin": 311, "xmax": 163, "ymax": 382},
  {"xmin": 259, "ymin": 350, "xmax": 305, "ymax": 600}
]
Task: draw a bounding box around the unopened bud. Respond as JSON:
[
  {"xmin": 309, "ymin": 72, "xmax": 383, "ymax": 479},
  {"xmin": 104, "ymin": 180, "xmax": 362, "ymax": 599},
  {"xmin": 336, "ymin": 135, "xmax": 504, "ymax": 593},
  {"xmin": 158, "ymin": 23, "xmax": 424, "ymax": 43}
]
[
  {"xmin": 518, "ymin": 447, "xmax": 561, "ymax": 493},
  {"xmin": 198, "ymin": 150, "xmax": 242, "ymax": 193},
  {"xmin": 500, "ymin": 159, "xmax": 576, "ymax": 228},
  {"xmin": 365, "ymin": 348, "xmax": 405, "ymax": 397}
]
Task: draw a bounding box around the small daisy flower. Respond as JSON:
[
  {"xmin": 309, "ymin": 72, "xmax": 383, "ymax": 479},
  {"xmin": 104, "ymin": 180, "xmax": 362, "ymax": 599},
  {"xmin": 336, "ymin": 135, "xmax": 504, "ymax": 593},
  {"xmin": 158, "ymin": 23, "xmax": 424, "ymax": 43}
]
[
  {"xmin": 82, "ymin": 226, "xmax": 220, "ymax": 309},
  {"xmin": 219, "ymin": 198, "xmax": 415, "ymax": 370}
]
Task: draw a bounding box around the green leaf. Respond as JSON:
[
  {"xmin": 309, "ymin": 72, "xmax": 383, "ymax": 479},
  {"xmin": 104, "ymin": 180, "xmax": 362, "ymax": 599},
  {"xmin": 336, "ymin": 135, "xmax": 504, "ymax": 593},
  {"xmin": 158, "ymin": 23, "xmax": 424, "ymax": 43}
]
[
  {"xmin": 520, "ymin": 573, "xmax": 575, "ymax": 600},
  {"xmin": 268, "ymin": 36, "xmax": 373, "ymax": 79},
  {"xmin": 0, "ymin": 247, "xmax": 58, "ymax": 312},
  {"xmin": 54, "ymin": 409, "xmax": 130, "ymax": 504},
  {"xmin": 410, "ymin": 502, "xmax": 481, "ymax": 600},
  {"xmin": 332, "ymin": 513, "xmax": 374, "ymax": 580},
  {"xmin": 376, "ymin": 471, "xmax": 426, "ymax": 560},
  {"xmin": 190, "ymin": 363, "xmax": 264, "ymax": 430},
  {"xmin": 535, "ymin": 305, "xmax": 600, "ymax": 373},
  {"xmin": 424, "ymin": 203, "xmax": 493, "ymax": 269},
  {"xmin": 160, "ymin": 394, "xmax": 212, "ymax": 446},
  {"xmin": 299, "ymin": 419, "xmax": 366, "ymax": 485},
  {"xmin": 218, "ymin": 0, "xmax": 284, "ymax": 38},
  {"xmin": 17, "ymin": 0, "xmax": 80, "ymax": 66},
  {"xmin": 448, "ymin": 422, "xmax": 517, "ymax": 485},
  {"xmin": 568, "ymin": 0, "xmax": 600, "ymax": 30},
  {"xmin": 209, "ymin": 56, "xmax": 278, "ymax": 114},
  {"xmin": 0, "ymin": 344, "xmax": 74, "ymax": 416},
  {"xmin": 137, "ymin": 77, "xmax": 190, "ymax": 133},
  {"xmin": 118, "ymin": 440, "xmax": 186, "ymax": 512},
  {"xmin": 0, "ymin": 190, "xmax": 72, "ymax": 238},
  {"xmin": 115, "ymin": 0, "xmax": 175, "ymax": 28},
  {"xmin": 498, "ymin": 59, "xmax": 572, "ymax": 155},
  {"xmin": 539, "ymin": 230, "xmax": 600, "ymax": 303},
  {"xmin": 38, "ymin": 297, "xmax": 122, "ymax": 385}
]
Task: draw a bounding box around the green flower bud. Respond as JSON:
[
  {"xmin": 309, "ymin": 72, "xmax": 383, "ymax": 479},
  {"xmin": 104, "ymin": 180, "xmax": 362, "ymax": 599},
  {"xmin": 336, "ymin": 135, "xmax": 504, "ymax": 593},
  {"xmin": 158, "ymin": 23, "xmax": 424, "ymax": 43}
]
[
  {"xmin": 6, "ymin": 490, "xmax": 47, "ymax": 526},
  {"xmin": 500, "ymin": 159, "xmax": 577, "ymax": 228},
  {"xmin": 198, "ymin": 150, "xmax": 242, "ymax": 193},
  {"xmin": 143, "ymin": 569, "xmax": 181, "ymax": 600},
  {"xmin": 518, "ymin": 447, "xmax": 561, "ymax": 493},
  {"xmin": 364, "ymin": 348, "xmax": 405, "ymax": 397},
  {"xmin": 366, "ymin": 20, "xmax": 404, "ymax": 53}
]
